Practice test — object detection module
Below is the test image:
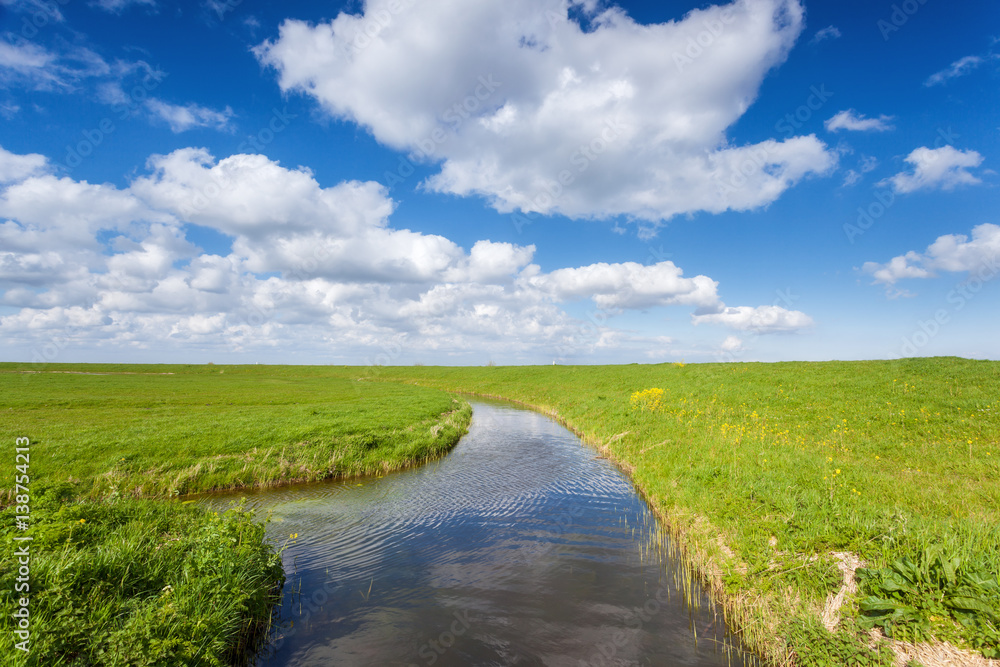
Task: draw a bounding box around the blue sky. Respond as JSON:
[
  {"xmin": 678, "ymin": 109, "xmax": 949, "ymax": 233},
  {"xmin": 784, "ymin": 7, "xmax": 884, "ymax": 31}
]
[{"xmin": 0, "ymin": 0, "xmax": 997, "ymax": 365}]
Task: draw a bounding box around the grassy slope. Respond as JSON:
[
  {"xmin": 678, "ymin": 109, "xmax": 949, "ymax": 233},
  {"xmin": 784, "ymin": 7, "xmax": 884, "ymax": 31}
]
[
  {"xmin": 368, "ymin": 358, "xmax": 1000, "ymax": 663},
  {"xmin": 0, "ymin": 364, "xmax": 471, "ymax": 499},
  {"xmin": 1, "ymin": 364, "xmax": 471, "ymax": 666}
]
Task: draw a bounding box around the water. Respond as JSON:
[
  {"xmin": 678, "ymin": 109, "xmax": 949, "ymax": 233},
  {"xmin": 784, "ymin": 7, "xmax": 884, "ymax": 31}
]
[{"xmin": 201, "ymin": 401, "xmax": 752, "ymax": 666}]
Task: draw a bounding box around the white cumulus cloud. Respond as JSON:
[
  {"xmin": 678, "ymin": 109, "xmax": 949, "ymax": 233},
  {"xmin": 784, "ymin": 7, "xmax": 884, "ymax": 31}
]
[
  {"xmin": 862, "ymin": 223, "xmax": 1000, "ymax": 291},
  {"xmin": 720, "ymin": 334, "xmax": 744, "ymax": 352},
  {"xmin": 528, "ymin": 260, "xmax": 720, "ymax": 311},
  {"xmin": 0, "ymin": 145, "xmax": 815, "ymax": 362},
  {"xmin": 880, "ymin": 146, "xmax": 984, "ymax": 194},
  {"xmin": 253, "ymin": 0, "xmax": 835, "ymax": 226},
  {"xmin": 0, "ymin": 146, "xmax": 49, "ymax": 183},
  {"xmin": 691, "ymin": 305, "xmax": 814, "ymax": 333}
]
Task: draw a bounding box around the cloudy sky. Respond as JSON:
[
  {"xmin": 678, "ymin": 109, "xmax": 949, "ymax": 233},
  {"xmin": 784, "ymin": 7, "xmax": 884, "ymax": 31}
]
[{"xmin": 0, "ymin": 0, "xmax": 997, "ymax": 365}]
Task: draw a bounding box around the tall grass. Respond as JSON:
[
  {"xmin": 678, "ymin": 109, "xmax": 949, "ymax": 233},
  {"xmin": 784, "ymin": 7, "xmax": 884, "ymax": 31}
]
[{"xmin": 0, "ymin": 484, "xmax": 284, "ymax": 666}]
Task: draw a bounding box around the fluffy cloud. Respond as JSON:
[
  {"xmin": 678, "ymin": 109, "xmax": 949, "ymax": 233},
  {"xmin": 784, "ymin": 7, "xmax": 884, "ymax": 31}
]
[
  {"xmin": 691, "ymin": 305, "xmax": 814, "ymax": 333},
  {"xmin": 862, "ymin": 223, "xmax": 1000, "ymax": 290},
  {"xmin": 528, "ymin": 260, "xmax": 720, "ymax": 310},
  {"xmin": 0, "ymin": 146, "xmax": 813, "ymax": 362},
  {"xmin": 861, "ymin": 254, "xmax": 932, "ymax": 289},
  {"xmin": 254, "ymin": 0, "xmax": 835, "ymax": 225},
  {"xmin": 824, "ymin": 109, "xmax": 895, "ymax": 132},
  {"xmin": 1, "ymin": 172, "xmax": 167, "ymax": 247},
  {"xmin": 0, "ymin": 146, "xmax": 48, "ymax": 183},
  {"xmin": 881, "ymin": 146, "xmax": 984, "ymax": 194}
]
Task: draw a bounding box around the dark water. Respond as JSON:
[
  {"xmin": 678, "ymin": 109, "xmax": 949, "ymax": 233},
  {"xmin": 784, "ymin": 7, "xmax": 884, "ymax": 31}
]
[{"xmin": 201, "ymin": 401, "xmax": 752, "ymax": 666}]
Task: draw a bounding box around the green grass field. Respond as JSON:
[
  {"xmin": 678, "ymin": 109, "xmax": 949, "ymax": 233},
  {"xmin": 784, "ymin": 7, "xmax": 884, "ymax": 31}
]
[
  {"xmin": 2, "ymin": 358, "xmax": 998, "ymax": 665},
  {"xmin": 367, "ymin": 357, "xmax": 1000, "ymax": 664},
  {"xmin": 0, "ymin": 364, "xmax": 471, "ymax": 665},
  {"xmin": 1, "ymin": 365, "xmax": 471, "ymax": 499}
]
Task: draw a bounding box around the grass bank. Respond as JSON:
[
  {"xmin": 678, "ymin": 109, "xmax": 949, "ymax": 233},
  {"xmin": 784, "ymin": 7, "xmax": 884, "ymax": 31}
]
[
  {"xmin": 1, "ymin": 364, "xmax": 472, "ymax": 665},
  {"xmin": 1, "ymin": 485, "xmax": 283, "ymax": 666},
  {"xmin": 0, "ymin": 364, "xmax": 472, "ymax": 499},
  {"xmin": 369, "ymin": 358, "xmax": 1000, "ymax": 665}
]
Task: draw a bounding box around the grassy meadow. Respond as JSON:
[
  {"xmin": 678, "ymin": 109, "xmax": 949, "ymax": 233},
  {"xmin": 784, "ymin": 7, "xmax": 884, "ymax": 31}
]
[
  {"xmin": 2, "ymin": 358, "xmax": 998, "ymax": 665},
  {"xmin": 0, "ymin": 364, "xmax": 471, "ymax": 499},
  {"xmin": 369, "ymin": 357, "xmax": 1000, "ymax": 664},
  {"xmin": 0, "ymin": 364, "xmax": 471, "ymax": 665}
]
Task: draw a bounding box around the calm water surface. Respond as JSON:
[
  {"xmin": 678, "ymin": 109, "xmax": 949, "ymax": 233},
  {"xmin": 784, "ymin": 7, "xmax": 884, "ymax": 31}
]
[{"xmin": 202, "ymin": 401, "xmax": 753, "ymax": 666}]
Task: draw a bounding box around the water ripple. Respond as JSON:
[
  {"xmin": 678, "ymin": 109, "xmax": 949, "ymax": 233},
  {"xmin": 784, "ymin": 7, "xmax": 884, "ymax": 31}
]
[{"xmin": 200, "ymin": 400, "xmax": 753, "ymax": 667}]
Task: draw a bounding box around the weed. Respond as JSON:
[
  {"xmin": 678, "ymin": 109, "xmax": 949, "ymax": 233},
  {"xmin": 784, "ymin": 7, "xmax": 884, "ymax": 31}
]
[
  {"xmin": 857, "ymin": 548, "xmax": 1000, "ymax": 656},
  {"xmin": 786, "ymin": 617, "xmax": 897, "ymax": 667}
]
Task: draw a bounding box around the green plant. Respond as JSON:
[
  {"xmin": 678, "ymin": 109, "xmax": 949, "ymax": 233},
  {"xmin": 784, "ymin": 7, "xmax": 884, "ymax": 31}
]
[
  {"xmin": 786, "ymin": 617, "xmax": 896, "ymax": 667},
  {"xmin": 856, "ymin": 548, "xmax": 1000, "ymax": 656},
  {"xmin": 0, "ymin": 489, "xmax": 285, "ymax": 665}
]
